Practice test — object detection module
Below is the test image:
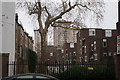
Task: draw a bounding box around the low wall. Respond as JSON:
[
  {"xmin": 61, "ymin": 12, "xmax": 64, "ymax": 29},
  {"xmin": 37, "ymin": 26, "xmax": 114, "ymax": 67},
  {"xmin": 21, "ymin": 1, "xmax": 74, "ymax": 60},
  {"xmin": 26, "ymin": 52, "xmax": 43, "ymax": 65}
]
[
  {"xmin": 114, "ymin": 54, "xmax": 120, "ymax": 80},
  {"xmin": 0, "ymin": 53, "xmax": 9, "ymax": 78}
]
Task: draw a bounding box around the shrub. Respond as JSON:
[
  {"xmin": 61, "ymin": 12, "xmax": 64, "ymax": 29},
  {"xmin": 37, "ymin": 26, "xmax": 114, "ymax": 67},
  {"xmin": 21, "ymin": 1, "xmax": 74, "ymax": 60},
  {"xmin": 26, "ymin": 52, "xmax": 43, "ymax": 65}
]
[
  {"xmin": 54, "ymin": 64, "xmax": 115, "ymax": 80},
  {"xmin": 28, "ymin": 49, "xmax": 37, "ymax": 73}
]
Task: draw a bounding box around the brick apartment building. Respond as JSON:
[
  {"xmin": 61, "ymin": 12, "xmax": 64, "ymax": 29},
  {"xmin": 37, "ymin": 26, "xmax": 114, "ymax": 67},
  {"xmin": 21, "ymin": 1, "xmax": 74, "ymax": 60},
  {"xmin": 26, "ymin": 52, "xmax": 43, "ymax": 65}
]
[
  {"xmin": 34, "ymin": 29, "xmax": 41, "ymax": 62},
  {"xmin": 33, "ymin": 20, "xmax": 79, "ymax": 63},
  {"xmin": 50, "ymin": 27, "xmax": 117, "ymax": 64},
  {"xmin": 76, "ymin": 28, "xmax": 117, "ymax": 64},
  {"xmin": 63, "ymin": 43, "xmax": 78, "ymax": 64},
  {"xmin": 15, "ymin": 14, "xmax": 34, "ymax": 72}
]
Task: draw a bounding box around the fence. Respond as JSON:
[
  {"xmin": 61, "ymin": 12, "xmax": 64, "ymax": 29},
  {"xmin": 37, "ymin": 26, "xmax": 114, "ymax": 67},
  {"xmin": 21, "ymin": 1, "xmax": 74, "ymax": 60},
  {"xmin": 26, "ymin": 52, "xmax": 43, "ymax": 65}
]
[{"xmin": 8, "ymin": 62, "xmax": 116, "ymax": 80}]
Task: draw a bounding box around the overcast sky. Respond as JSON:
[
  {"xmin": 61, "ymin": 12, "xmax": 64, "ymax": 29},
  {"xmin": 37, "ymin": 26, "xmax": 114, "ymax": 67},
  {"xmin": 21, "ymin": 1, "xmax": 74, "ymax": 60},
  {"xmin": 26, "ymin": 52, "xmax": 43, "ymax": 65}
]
[{"xmin": 16, "ymin": 0, "xmax": 118, "ymax": 39}]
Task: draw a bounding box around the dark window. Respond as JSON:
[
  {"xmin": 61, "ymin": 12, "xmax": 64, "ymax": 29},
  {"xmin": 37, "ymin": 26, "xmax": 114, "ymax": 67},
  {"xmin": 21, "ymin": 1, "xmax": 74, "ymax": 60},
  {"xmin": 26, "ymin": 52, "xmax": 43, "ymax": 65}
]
[{"xmin": 103, "ymin": 39, "xmax": 107, "ymax": 47}]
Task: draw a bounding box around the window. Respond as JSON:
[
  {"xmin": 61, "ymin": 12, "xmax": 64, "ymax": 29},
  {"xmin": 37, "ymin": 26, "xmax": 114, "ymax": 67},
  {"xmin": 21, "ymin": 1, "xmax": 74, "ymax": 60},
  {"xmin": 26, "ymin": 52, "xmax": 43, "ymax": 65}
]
[
  {"xmin": 103, "ymin": 52, "xmax": 107, "ymax": 56},
  {"xmin": 36, "ymin": 76, "xmax": 49, "ymax": 79},
  {"xmin": 108, "ymin": 52, "xmax": 112, "ymax": 56},
  {"xmin": 80, "ymin": 48, "xmax": 82, "ymax": 55},
  {"xmin": 82, "ymin": 38, "xmax": 85, "ymax": 46},
  {"xmin": 105, "ymin": 30, "xmax": 112, "ymax": 37},
  {"xmin": 84, "ymin": 46, "xmax": 86, "ymax": 53},
  {"xmin": 80, "ymin": 40, "xmax": 82, "ymax": 45},
  {"xmin": 79, "ymin": 32, "xmax": 81, "ymax": 37},
  {"xmin": 62, "ymin": 56, "xmax": 64, "ymax": 58},
  {"xmin": 73, "ymin": 51, "xmax": 76, "ymax": 56},
  {"xmin": 103, "ymin": 39, "xmax": 107, "ymax": 47},
  {"xmin": 20, "ymin": 46, "xmax": 22, "ymax": 57},
  {"xmin": 17, "ymin": 75, "xmax": 33, "ymax": 79},
  {"xmin": 82, "ymin": 47, "xmax": 85, "ymax": 54},
  {"xmin": 61, "ymin": 49, "xmax": 64, "ymax": 53},
  {"xmin": 94, "ymin": 54, "xmax": 98, "ymax": 60},
  {"xmin": 85, "ymin": 56, "xmax": 87, "ymax": 62},
  {"xmin": 80, "ymin": 57, "xmax": 82, "ymax": 62},
  {"xmin": 91, "ymin": 44, "xmax": 94, "ymax": 51},
  {"xmin": 70, "ymin": 43, "xmax": 74, "ymax": 48},
  {"xmin": 94, "ymin": 41, "xmax": 96, "ymax": 51},
  {"xmin": 50, "ymin": 53, "xmax": 53, "ymax": 56},
  {"xmin": 89, "ymin": 29, "xmax": 96, "ymax": 36},
  {"xmin": 90, "ymin": 55, "xmax": 94, "ymax": 60}
]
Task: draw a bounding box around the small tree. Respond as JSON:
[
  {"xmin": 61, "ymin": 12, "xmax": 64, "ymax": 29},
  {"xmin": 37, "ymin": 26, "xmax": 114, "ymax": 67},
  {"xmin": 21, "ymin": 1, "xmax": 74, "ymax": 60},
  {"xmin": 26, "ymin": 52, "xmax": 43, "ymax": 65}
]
[
  {"xmin": 16, "ymin": 0, "xmax": 104, "ymax": 63},
  {"xmin": 28, "ymin": 49, "xmax": 37, "ymax": 73}
]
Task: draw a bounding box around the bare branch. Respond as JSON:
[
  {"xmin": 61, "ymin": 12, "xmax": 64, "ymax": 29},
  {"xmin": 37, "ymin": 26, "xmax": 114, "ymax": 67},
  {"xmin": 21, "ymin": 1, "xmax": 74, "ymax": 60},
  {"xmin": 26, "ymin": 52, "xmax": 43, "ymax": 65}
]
[
  {"xmin": 77, "ymin": 4, "xmax": 103, "ymax": 18},
  {"xmin": 51, "ymin": 22, "xmax": 70, "ymax": 29},
  {"xmin": 68, "ymin": 0, "xmax": 71, "ymax": 8},
  {"xmin": 51, "ymin": 22, "xmax": 81, "ymax": 30},
  {"xmin": 50, "ymin": 3, "xmax": 77, "ymax": 23},
  {"xmin": 44, "ymin": 6, "xmax": 51, "ymax": 17}
]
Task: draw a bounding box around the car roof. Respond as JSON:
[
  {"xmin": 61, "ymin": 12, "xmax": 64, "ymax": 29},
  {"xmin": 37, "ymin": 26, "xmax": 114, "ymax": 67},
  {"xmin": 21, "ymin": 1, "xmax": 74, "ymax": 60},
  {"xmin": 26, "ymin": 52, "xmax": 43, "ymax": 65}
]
[{"xmin": 2, "ymin": 73, "xmax": 59, "ymax": 80}]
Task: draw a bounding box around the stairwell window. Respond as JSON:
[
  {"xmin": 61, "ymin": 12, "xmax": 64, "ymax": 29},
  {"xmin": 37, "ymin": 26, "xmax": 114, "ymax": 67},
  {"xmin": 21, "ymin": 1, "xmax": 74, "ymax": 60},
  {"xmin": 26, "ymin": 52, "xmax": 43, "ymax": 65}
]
[
  {"xmin": 91, "ymin": 44, "xmax": 94, "ymax": 51},
  {"xmin": 103, "ymin": 39, "xmax": 107, "ymax": 47},
  {"xmin": 80, "ymin": 40, "xmax": 82, "ymax": 45},
  {"xmin": 84, "ymin": 46, "xmax": 87, "ymax": 53},
  {"xmin": 89, "ymin": 29, "xmax": 96, "ymax": 36},
  {"xmin": 61, "ymin": 49, "xmax": 64, "ymax": 53},
  {"xmin": 94, "ymin": 41, "xmax": 96, "ymax": 51},
  {"xmin": 85, "ymin": 56, "xmax": 87, "ymax": 62},
  {"xmin": 80, "ymin": 48, "xmax": 82, "ymax": 55},
  {"xmin": 50, "ymin": 53, "xmax": 53, "ymax": 56},
  {"xmin": 80, "ymin": 57, "xmax": 82, "ymax": 62},
  {"xmin": 94, "ymin": 54, "xmax": 98, "ymax": 60}
]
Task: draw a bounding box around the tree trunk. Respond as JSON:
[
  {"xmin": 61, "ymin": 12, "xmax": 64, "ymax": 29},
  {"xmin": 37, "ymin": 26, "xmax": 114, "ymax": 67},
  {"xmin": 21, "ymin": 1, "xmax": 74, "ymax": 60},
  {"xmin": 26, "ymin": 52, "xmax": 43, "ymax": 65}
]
[
  {"xmin": 39, "ymin": 31, "xmax": 48, "ymax": 74},
  {"xmin": 40, "ymin": 31, "xmax": 47, "ymax": 63}
]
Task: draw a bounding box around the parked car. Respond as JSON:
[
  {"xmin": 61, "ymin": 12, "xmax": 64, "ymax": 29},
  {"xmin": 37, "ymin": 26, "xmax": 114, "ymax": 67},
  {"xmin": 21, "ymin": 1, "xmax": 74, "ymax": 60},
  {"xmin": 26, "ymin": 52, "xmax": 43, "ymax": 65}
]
[{"xmin": 1, "ymin": 73, "xmax": 59, "ymax": 80}]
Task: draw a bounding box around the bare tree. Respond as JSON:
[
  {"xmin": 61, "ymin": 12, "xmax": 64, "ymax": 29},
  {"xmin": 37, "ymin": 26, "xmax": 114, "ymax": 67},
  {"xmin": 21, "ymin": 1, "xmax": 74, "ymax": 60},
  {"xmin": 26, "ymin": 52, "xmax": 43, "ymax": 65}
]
[{"xmin": 16, "ymin": 0, "xmax": 104, "ymax": 63}]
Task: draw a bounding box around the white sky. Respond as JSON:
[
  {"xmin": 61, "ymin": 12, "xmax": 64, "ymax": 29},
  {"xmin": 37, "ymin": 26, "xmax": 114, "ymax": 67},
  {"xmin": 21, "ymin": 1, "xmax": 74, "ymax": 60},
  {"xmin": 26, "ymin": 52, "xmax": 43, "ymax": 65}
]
[{"xmin": 16, "ymin": 0, "xmax": 118, "ymax": 38}]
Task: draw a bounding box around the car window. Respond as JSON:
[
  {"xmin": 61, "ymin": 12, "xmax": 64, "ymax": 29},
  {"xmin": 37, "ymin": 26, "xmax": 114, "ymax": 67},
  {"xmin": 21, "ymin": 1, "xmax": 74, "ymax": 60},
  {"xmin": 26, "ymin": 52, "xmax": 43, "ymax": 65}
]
[
  {"xmin": 17, "ymin": 75, "xmax": 33, "ymax": 78},
  {"xmin": 36, "ymin": 76, "xmax": 49, "ymax": 79},
  {"xmin": 11, "ymin": 75, "xmax": 34, "ymax": 80}
]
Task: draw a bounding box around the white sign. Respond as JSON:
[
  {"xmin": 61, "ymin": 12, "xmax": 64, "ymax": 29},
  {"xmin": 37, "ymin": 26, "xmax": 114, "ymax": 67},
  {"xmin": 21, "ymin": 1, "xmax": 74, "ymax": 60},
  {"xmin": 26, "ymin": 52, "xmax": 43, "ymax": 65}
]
[{"xmin": 117, "ymin": 36, "xmax": 120, "ymax": 55}]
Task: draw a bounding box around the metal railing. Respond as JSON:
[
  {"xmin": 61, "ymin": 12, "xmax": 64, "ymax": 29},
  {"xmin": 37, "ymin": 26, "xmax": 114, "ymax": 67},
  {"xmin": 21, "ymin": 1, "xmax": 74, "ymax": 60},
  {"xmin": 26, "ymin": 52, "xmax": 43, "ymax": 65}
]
[{"xmin": 8, "ymin": 62, "xmax": 116, "ymax": 80}]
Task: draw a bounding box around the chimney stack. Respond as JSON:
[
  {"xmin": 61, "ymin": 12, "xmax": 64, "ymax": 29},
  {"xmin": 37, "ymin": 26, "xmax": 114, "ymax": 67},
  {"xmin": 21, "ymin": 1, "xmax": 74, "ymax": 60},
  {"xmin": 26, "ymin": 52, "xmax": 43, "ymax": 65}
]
[{"xmin": 15, "ymin": 13, "xmax": 18, "ymax": 23}]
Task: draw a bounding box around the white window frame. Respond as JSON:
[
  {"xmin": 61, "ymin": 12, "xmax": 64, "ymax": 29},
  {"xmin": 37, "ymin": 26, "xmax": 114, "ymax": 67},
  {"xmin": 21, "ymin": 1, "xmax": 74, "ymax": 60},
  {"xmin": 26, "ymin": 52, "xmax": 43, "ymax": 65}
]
[
  {"xmin": 90, "ymin": 55, "xmax": 94, "ymax": 60},
  {"xmin": 79, "ymin": 32, "xmax": 81, "ymax": 37},
  {"xmin": 85, "ymin": 56, "xmax": 87, "ymax": 62},
  {"xmin": 108, "ymin": 52, "xmax": 112, "ymax": 56},
  {"xmin": 80, "ymin": 48, "xmax": 82, "ymax": 55},
  {"xmin": 61, "ymin": 49, "xmax": 64, "ymax": 53},
  {"xmin": 91, "ymin": 44, "xmax": 94, "ymax": 51},
  {"xmin": 80, "ymin": 57, "xmax": 82, "ymax": 62},
  {"xmin": 89, "ymin": 29, "xmax": 96, "ymax": 36},
  {"xmin": 80, "ymin": 40, "xmax": 82, "ymax": 45},
  {"xmin": 94, "ymin": 54, "xmax": 98, "ymax": 60},
  {"xmin": 103, "ymin": 39, "xmax": 107, "ymax": 47},
  {"xmin": 103, "ymin": 52, "xmax": 107, "ymax": 56},
  {"xmin": 50, "ymin": 52, "xmax": 53, "ymax": 56},
  {"xmin": 70, "ymin": 43, "xmax": 74, "ymax": 48},
  {"xmin": 105, "ymin": 30, "xmax": 112, "ymax": 37},
  {"xmin": 84, "ymin": 46, "xmax": 87, "ymax": 53},
  {"xmin": 94, "ymin": 41, "xmax": 96, "ymax": 51}
]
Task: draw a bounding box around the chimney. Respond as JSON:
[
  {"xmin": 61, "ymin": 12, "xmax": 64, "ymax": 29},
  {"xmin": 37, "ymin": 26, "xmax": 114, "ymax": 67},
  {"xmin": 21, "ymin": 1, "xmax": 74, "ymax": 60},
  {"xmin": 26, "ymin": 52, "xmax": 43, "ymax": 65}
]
[{"xmin": 15, "ymin": 13, "xmax": 18, "ymax": 23}]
